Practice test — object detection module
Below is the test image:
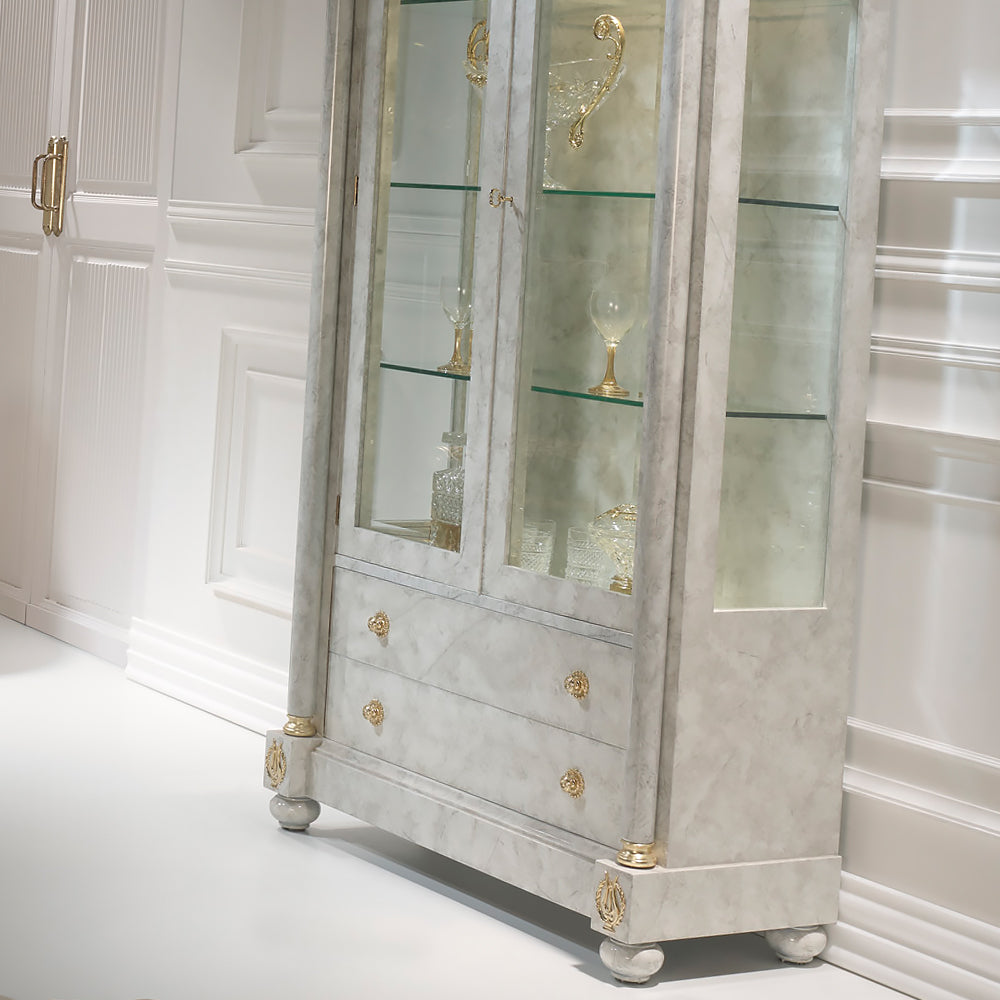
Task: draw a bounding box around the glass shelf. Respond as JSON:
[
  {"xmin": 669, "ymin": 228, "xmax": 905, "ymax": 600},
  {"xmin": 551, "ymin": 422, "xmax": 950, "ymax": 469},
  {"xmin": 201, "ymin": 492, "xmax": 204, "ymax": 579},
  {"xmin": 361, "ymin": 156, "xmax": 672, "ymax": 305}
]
[
  {"xmin": 738, "ymin": 196, "xmax": 840, "ymax": 214},
  {"xmin": 380, "ymin": 362, "xmax": 471, "ymax": 383},
  {"xmin": 531, "ymin": 385, "xmax": 644, "ymax": 407},
  {"xmin": 541, "ymin": 188, "xmax": 655, "ymax": 200},
  {"xmin": 390, "ymin": 182, "xmax": 481, "ymax": 193}
]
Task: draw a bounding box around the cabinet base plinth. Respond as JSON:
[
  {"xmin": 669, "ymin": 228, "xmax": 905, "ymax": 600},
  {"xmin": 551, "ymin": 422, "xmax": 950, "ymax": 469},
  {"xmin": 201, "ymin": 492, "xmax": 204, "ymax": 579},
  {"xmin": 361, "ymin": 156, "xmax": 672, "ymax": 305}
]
[
  {"xmin": 269, "ymin": 794, "xmax": 320, "ymax": 832},
  {"xmin": 764, "ymin": 925, "xmax": 828, "ymax": 964},
  {"xmin": 599, "ymin": 938, "xmax": 664, "ymax": 983}
]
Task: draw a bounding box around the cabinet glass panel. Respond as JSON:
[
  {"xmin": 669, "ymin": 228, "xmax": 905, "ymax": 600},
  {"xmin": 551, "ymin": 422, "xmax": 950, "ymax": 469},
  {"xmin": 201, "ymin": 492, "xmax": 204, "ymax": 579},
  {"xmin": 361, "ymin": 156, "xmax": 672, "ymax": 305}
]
[
  {"xmin": 505, "ymin": 0, "xmax": 665, "ymax": 593},
  {"xmin": 715, "ymin": 0, "xmax": 857, "ymax": 609},
  {"xmin": 357, "ymin": 0, "xmax": 489, "ymax": 549}
]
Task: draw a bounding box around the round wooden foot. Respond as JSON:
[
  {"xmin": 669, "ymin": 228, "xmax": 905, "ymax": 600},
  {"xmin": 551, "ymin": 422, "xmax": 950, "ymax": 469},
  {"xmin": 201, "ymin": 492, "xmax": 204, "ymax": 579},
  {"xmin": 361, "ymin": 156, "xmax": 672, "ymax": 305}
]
[
  {"xmin": 599, "ymin": 938, "xmax": 664, "ymax": 983},
  {"xmin": 765, "ymin": 925, "xmax": 828, "ymax": 964},
  {"xmin": 269, "ymin": 794, "xmax": 320, "ymax": 832}
]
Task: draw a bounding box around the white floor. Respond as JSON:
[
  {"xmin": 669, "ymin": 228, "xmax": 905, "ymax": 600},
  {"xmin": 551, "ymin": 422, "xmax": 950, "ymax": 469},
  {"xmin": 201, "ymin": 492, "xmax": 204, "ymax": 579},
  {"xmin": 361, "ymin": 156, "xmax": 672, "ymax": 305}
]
[{"xmin": 0, "ymin": 617, "xmax": 908, "ymax": 1000}]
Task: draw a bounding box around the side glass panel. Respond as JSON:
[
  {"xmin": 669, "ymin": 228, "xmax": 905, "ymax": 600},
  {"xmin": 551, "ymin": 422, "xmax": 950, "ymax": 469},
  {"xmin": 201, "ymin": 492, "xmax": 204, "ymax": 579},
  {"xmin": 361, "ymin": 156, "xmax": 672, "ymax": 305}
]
[
  {"xmin": 357, "ymin": 0, "xmax": 489, "ymax": 549},
  {"xmin": 715, "ymin": 0, "xmax": 857, "ymax": 609},
  {"xmin": 505, "ymin": 0, "xmax": 665, "ymax": 594}
]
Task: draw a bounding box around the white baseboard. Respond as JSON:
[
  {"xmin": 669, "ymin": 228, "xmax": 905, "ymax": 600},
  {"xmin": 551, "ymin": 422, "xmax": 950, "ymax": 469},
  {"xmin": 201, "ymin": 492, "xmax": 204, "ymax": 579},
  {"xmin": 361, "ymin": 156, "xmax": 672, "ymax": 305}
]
[
  {"xmin": 826, "ymin": 873, "xmax": 1000, "ymax": 1000},
  {"xmin": 24, "ymin": 600, "xmax": 128, "ymax": 665},
  {"xmin": 0, "ymin": 589, "xmax": 27, "ymax": 624},
  {"xmin": 126, "ymin": 618, "xmax": 287, "ymax": 734}
]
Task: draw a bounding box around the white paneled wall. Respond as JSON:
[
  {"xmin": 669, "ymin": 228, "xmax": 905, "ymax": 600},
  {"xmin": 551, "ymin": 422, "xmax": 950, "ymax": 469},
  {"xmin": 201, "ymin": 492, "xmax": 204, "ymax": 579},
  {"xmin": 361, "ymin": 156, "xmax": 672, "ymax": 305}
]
[
  {"xmin": 824, "ymin": 2, "xmax": 1000, "ymax": 997},
  {"xmin": 126, "ymin": 0, "xmax": 323, "ymax": 734}
]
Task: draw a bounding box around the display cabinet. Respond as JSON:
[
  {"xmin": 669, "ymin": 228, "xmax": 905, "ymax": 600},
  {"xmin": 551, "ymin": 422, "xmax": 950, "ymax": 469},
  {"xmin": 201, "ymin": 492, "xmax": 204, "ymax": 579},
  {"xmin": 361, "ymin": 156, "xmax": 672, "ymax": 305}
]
[{"xmin": 264, "ymin": 0, "xmax": 888, "ymax": 982}]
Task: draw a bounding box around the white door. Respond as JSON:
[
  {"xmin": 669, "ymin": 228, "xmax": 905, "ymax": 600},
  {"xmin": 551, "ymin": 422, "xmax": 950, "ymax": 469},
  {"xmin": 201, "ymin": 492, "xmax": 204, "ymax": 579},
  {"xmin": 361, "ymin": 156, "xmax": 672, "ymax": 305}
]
[{"xmin": 0, "ymin": 0, "xmax": 168, "ymax": 662}]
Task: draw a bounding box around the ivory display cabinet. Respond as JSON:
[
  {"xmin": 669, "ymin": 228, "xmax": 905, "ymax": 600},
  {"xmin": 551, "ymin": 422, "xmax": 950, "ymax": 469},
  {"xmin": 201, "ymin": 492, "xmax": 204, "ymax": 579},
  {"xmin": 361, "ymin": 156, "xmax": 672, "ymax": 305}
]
[{"xmin": 263, "ymin": 0, "xmax": 888, "ymax": 981}]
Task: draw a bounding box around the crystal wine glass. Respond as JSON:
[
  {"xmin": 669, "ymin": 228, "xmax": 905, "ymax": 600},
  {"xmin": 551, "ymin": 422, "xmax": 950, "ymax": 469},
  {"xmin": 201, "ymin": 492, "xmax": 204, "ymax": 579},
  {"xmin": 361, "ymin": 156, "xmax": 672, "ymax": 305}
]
[
  {"xmin": 587, "ymin": 280, "xmax": 636, "ymax": 397},
  {"xmin": 438, "ymin": 279, "xmax": 473, "ymax": 376}
]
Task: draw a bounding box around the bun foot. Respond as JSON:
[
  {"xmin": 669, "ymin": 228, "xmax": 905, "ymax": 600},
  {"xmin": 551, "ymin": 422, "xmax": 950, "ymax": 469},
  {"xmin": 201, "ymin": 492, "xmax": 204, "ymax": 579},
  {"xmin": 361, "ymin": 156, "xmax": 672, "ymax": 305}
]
[
  {"xmin": 599, "ymin": 938, "xmax": 665, "ymax": 983},
  {"xmin": 269, "ymin": 794, "xmax": 320, "ymax": 832},
  {"xmin": 765, "ymin": 925, "xmax": 828, "ymax": 964}
]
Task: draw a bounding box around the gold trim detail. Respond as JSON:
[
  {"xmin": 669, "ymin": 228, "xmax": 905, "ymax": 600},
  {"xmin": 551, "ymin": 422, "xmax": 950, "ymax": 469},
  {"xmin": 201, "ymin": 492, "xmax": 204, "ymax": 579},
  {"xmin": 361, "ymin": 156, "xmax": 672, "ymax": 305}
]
[
  {"xmin": 264, "ymin": 739, "xmax": 287, "ymax": 789},
  {"xmin": 362, "ymin": 699, "xmax": 385, "ymax": 728},
  {"xmin": 465, "ymin": 19, "xmax": 489, "ymax": 88},
  {"xmin": 367, "ymin": 611, "xmax": 390, "ymax": 639},
  {"xmin": 569, "ymin": 15, "xmax": 626, "ymax": 150},
  {"xmin": 559, "ymin": 767, "xmax": 585, "ymax": 798},
  {"xmin": 596, "ymin": 871, "xmax": 626, "ymax": 932},
  {"xmin": 617, "ymin": 840, "xmax": 657, "ymax": 869},
  {"xmin": 283, "ymin": 715, "xmax": 317, "ymax": 738},
  {"xmin": 564, "ymin": 670, "xmax": 590, "ymax": 700}
]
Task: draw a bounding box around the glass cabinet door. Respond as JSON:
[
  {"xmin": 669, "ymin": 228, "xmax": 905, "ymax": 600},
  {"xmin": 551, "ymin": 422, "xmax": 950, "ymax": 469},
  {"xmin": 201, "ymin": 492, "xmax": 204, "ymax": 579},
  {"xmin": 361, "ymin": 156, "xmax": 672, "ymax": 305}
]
[
  {"xmin": 339, "ymin": 0, "xmax": 501, "ymax": 581},
  {"xmin": 715, "ymin": 0, "xmax": 858, "ymax": 608},
  {"xmin": 485, "ymin": 0, "xmax": 667, "ymax": 624}
]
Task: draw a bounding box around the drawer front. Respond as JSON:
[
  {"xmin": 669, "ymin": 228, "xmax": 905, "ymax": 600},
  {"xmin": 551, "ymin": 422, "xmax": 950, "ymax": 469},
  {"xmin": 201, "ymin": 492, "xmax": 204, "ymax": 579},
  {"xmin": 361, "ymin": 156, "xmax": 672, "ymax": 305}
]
[
  {"xmin": 327, "ymin": 656, "xmax": 626, "ymax": 847},
  {"xmin": 330, "ymin": 568, "xmax": 632, "ymax": 747}
]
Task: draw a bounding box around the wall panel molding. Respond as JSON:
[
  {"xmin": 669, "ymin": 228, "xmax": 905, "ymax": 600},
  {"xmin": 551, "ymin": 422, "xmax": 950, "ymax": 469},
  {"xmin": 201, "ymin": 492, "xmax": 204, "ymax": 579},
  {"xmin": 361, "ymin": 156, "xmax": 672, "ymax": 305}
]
[
  {"xmin": 826, "ymin": 873, "xmax": 1000, "ymax": 1000},
  {"xmin": 127, "ymin": 617, "xmax": 287, "ymax": 734},
  {"xmin": 876, "ymin": 247, "xmax": 1000, "ymax": 289},
  {"xmin": 207, "ymin": 327, "xmax": 306, "ymax": 620}
]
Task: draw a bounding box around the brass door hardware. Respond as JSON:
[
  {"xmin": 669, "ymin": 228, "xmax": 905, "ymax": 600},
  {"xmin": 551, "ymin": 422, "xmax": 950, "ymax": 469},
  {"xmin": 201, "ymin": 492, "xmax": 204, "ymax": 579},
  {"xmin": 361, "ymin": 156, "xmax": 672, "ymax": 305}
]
[
  {"xmin": 559, "ymin": 767, "xmax": 585, "ymax": 798},
  {"xmin": 362, "ymin": 699, "xmax": 385, "ymax": 727},
  {"xmin": 367, "ymin": 610, "xmax": 390, "ymax": 638},
  {"xmin": 488, "ymin": 187, "xmax": 513, "ymax": 208},
  {"xmin": 30, "ymin": 136, "xmax": 69, "ymax": 236},
  {"xmin": 564, "ymin": 671, "xmax": 590, "ymax": 699}
]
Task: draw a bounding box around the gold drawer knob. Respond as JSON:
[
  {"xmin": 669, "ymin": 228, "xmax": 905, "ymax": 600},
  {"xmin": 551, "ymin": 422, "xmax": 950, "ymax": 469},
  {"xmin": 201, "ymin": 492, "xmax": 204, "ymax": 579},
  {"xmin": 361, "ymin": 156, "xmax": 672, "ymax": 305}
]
[
  {"xmin": 362, "ymin": 699, "xmax": 384, "ymax": 727},
  {"xmin": 367, "ymin": 610, "xmax": 390, "ymax": 638},
  {"xmin": 560, "ymin": 767, "xmax": 585, "ymax": 799},
  {"xmin": 564, "ymin": 670, "xmax": 590, "ymax": 700}
]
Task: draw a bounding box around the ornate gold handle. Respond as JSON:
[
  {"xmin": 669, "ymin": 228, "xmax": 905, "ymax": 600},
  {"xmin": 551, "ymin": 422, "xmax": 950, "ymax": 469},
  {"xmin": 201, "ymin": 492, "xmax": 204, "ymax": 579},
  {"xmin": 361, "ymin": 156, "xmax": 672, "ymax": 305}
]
[
  {"xmin": 367, "ymin": 610, "xmax": 390, "ymax": 638},
  {"xmin": 489, "ymin": 187, "xmax": 514, "ymax": 209},
  {"xmin": 560, "ymin": 767, "xmax": 585, "ymax": 798},
  {"xmin": 465, "ymin": 19, "xmax": 489, "ymax": 88},
  {"xmin": 362, "ymin": 699, "xmax": 384, "ymax": 727},
  {"xmin": 564, "ymin": 671, "xmax": 590, "ymax": 700},
  {"xmin": 569, "ymin": 14, "xmax": 626, "ymax": 150}
]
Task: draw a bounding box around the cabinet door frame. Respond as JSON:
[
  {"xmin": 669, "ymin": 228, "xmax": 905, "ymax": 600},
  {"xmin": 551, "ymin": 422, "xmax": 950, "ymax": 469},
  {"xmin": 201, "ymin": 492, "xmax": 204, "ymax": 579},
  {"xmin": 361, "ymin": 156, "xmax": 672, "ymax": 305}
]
[
  {"xmin": 333, "ymin": 0, "xmax": 514, "ymax": 592},
  {"xmin": 479, "ymin": 0, "xmax": 687, "ymax": 634}
]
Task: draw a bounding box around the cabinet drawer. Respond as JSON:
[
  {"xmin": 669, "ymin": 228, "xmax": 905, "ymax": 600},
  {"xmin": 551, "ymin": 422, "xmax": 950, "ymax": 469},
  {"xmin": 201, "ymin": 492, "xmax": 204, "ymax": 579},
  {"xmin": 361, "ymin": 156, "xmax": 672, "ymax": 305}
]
[
  {"xmin": 327, "ymin": 656, "xmax": 626, "ymax": 846},
  {"xmin": 329, "ymin": 568, "xmax": 632, "ymax": 747}
]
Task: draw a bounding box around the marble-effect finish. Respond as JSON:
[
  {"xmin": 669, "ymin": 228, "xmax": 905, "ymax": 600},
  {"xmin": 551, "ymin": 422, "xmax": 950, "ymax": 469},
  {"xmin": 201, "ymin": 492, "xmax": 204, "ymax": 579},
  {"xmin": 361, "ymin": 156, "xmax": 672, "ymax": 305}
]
[
  {"xmin": 328, "ymin": 567, "xmax": 633, "ymax": 746},
  {"xmin": 274, "ymin": 0, "xmax": 891, "ymax": 975},
  {"xmin": 599, "ymin": 938, "xmax": 665, "ymax": 983},
  {"xmin": 269, "ymin": 793, "xmax": 321, "ymax": 831},
  {"xmin": 766, "ymin": 925, "xmax": 829, "ymax": 964}
]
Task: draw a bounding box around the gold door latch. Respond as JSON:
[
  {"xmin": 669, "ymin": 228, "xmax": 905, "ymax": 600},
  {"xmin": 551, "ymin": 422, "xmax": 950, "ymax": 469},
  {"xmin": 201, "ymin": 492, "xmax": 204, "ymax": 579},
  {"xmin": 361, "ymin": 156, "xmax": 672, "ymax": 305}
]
[{"xmin": 31, "ymin": 136, "xmax": 69, "ymax": 237}]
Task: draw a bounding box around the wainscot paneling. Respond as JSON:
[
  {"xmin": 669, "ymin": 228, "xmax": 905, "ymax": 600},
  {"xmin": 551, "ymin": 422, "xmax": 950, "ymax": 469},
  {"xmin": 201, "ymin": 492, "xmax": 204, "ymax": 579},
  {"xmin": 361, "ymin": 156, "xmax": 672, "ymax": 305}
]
[{"xmin": 208, "ymin": 327, "xmax": 307, "ymax": 617}]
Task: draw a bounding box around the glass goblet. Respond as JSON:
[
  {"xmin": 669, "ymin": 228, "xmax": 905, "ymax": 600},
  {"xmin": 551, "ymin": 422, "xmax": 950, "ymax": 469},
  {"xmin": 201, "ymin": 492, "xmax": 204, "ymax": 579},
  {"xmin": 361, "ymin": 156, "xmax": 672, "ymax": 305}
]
[
  {"xmin": 438, "ymin": 279, "xmax": 473, "ymax": 376},
  {"xmin": 587, "ymin": 282, "xmax": 636, "ymax": 398}
]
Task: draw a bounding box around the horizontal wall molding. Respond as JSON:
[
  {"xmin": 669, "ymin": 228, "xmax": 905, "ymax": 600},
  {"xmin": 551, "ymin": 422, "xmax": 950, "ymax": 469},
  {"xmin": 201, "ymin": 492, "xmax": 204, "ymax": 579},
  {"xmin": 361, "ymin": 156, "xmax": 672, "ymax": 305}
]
[
  {"xmin": 168, "ymin": 200, "xmax": 316, "ymax": 227},
  {"xmin": 882, "ymin": 159, "xmax": 1000, "ymax": 184},
  {"xmin": 876, "ymin": 247, "xmax": 1000, "ymax": 290},
  {"xmin": 164, "ymin": 259, "xmax": 312, "ymax": 286},
  {"xmin": 870, "ymin": 335, "xmax": 1000, "ymax": 372},
  {"xmin": 126, "ymin": 618, "xmax": 287, "ymax": 734},
  {"xmin": 845, "ymin": 718, "xmax": 1000, "ymax": 834},
  {"xmin": 883, "ymin": 109, "xmax": 1000, "ymax": 126},
  {"xmin": 826, "ymin": 873, "xmax": 1000, "ymax": 1000}
]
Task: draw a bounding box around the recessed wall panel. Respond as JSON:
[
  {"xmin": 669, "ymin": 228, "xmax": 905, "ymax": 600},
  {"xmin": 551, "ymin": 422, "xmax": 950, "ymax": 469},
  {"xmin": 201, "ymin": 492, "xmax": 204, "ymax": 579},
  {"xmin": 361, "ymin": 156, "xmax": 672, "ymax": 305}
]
[
  {"xmin": 75, "ymin": 0, "xmax": 162, "ymax": 193},
  {"xmin": 48, "ymin": 254, "xmax": 148, "ymax": 623},
  {"xmin": 0, "ymin": 0, "xmax": 56, "ymax": 185},
  {"xmin": 0, "ymin": 245, "xmax": 41, "ymax": 593}
]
